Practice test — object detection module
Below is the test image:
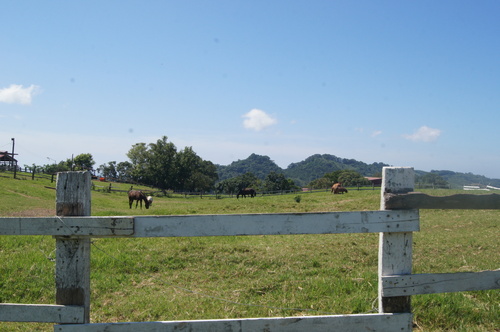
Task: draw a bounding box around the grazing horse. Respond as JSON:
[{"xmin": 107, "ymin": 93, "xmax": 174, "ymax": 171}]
[
  {"xmin": 237, "ymin": 188, "xmax": 256, "ymax": 199},
  {"xmin": 128, "ymin": 190, "xmax": 150, "ymax": 209},
  {"xmin": 331, "ymin": 182, "xmax": 342, "ymax": 194},
  {"xmin": 147, "ymin": 196, "xmax": 153, "ymax": 206},
  {"xmin": 336, "ymin": 187, "xmax": 348, "ymax": 194}
]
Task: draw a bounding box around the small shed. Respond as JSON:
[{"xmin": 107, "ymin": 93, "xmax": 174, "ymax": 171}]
[
  {"xmin": 365, "ymin": 177, "xmax": 382, "ymax": 186},
  {"xmin": 0, "ymin": 151, "xmax": 17, "ymax": 166}
]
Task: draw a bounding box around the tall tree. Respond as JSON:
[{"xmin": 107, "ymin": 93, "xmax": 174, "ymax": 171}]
[
  {"xmin": 145, "ymin": 136, "xmax": 177, "ymax": 189},
  {"xmin": 99, "ymin": 161, "xmax": 117, "ymax": 179},
  {"xmin": 72, "ymin": 153, "xmax": 95, "ymax": 171},
  {"xmin": 264, "ymin": 171, "xmax": 294, "ymax": 192},
  {"xmin": 126, "ymin": 143, "xmax": 149, "ymax": 183}
]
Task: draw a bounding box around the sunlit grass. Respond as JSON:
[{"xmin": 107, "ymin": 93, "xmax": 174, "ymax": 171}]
[{"xmin": 0, "ymin": 172, "xmax": 498, "ymax": 331}]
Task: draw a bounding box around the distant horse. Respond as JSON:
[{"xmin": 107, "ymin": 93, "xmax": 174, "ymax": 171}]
[
  {"xmin": 237, "ymin": 188, "xmax": 256, "ymax": 199},
  {"xmin": 147, "ymin": 196, "xmax": 153, "ymax": 206},
  {"xmin": 336, "ymin": 187, "xmax": 348, "ymax": 194},
  {"xmin": 331, "ymin": 182, "xmax": 342, "ymax": 194},
  {"xmin": 128, "ymin": 190, "xmax": 150, "ymax": 209}
]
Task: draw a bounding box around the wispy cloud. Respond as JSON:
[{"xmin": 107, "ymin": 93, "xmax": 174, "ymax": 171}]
[
  {"xmin": 403, "ymin": 126, "xmax": 441, "ymax": 142},
  {"xmin": 242, "ymin": 109, "xmax": 277, "ymax": 131},
  {"xmin": 0, "ymin": 84, "xmax": 40, "ymax": 105},
  {"xmin": 371, "ymin": 130, "xmax": 382, "ymax": 137}
]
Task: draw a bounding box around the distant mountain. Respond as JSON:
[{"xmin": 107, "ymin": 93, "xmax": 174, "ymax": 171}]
[
  {"xmin": 217, "ymin": 153, "xmax": 388, "ymax": 187},
  {"xmin": 284, "ymin": 154, "xmax": 388, "ymax": 186},
  {"xmin": 216, "ymin": 153, "xmax": 283, "ymax": 182},
  {"xmin": 427, "ymin": 170, "xmax": 500, "ymax": 188},
  {"xmin": 216, "ymin": 153, "xmax": 500, "ymax": 188}
]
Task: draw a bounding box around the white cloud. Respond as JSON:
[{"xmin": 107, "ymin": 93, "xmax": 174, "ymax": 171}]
[
  {"xmin": 242, "ymin": 109, "xmax": 277, "ymax": 131},
  {"xmin": 0, "ymin": 84, "xmax": 40, "ymax": 105},
  {"xmin": 371, "ymin": 130, "xmax": 382, "ymax": 137},
  {"xmin": 403, "ymin": 126, "xmax": 441, "ymax": 142}
]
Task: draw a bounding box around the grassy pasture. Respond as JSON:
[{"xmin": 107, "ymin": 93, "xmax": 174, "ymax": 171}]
[{"xmin": 0, "ymin": 173, "xmax": 498, "ymax": 331}]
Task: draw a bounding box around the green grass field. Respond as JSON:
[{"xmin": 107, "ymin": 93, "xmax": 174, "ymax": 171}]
[{"xmin": 0, "ymin": 172, "xmax": 498, "ymax": 331}]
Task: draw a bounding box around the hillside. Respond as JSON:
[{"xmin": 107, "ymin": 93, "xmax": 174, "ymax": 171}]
[
  {"xmin": 216, "ymin": 153, "xmax": 283, "ymax": 182},
  {"xmin": 429, "ymin": 170, "xmax": 500, "ymax": 188},
  {"xmin": 217, "ymin": 153, "xmax": 388, "ymax": 187},
  {"xmin": 216, "ymin": 153, "xmax": 500, "ymax": 188},
  {"xmin": 284, "ymin": 154, "xmax": 387, "ymax": 186}
]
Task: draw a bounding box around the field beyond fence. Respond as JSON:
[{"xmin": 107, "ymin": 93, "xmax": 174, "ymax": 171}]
[{"xmin": 0, "ymin": 168, "xmax": 498, "ymax": 331}]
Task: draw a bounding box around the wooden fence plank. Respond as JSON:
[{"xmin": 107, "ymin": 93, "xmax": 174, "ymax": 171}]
[
  {"xmin": 0, "ymin": 211, "xmax": 419, "ymax": 237},
  {"xmin": 385, "ymin": 192, "xmax": 500, "ymax": 210},
  {"xmin": 55, "ymin": 171, "xmax": 92, "ymax": 324},
  {"xmin": 0, "ymin": 304, "xmax": 84, "ymax": 323},
  {"xmin": 54, "ymin": 313, "xmax": 413, "ymax": 332},
  {"xmin": 382, "ymin": 270, "xmax": 500, "ymax": 296},
  {"xmin": 132, "ymin": 210, "xmax": 420, "ymax": 237},
  {"xmin": 0, "ymin": 217, "xmax": 134, "ymax": 236},
  {"xmin": 379, "ymin": 167, "xmax": 414, "ymax": 314}
]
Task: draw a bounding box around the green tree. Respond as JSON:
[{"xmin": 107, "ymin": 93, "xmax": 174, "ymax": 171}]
[
  {"xmin": 116, "ymin": 161, "xmax": 133, "ymax": 182},
  {"xmin": 324, "ymin": 170, "xmax": 343, "ymax": 184},
  {"xmin": 264, "ymin": 171, "xmax": 294, "ymax": 192},
  {"xmin": 337, "ymin": 170, "xmax": 370, "ymax": 187},
  {"xmin": 73, "ymin": 153, "xmax": 95, "ymax": 171},
  {"xmin": 176, "ymin": 147, "xmax": 218, "ymax": 191},
  {"xmin": 125, "ymin": 136, "xmax": 217, "ymax": 191},
  {"xmin": 323, "ymin": 169, "xmax": 369, "ymax": 187},
  {"xmin": 215, "ymin": 172, "xmax": 260, "ymax": 195},
  {"xmin": 308, "ymin": 177, "xmax": 331, "ymax": 189},
  {"xmin": 145, "ymin": 136, "xmax": 177, "ymax": 189},
  {"xmin": 417, "ymin": 173, "xmax": 448, "ymax": 187},
  {"xmin": 42, "ymin": 161, "xmax": 70, "ymax": 174},
  {"xmin": 99, "ymin": 161, "xmax": 117, "ymax": 179},
  {"xmin": 126, "ymin": 143, "xmax": 149, "ymax": 183}
]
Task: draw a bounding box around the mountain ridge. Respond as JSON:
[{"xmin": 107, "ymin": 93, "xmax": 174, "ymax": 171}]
[{"xmin": 216, "ymin": 153, "xmax": 500, "ymax": 188}]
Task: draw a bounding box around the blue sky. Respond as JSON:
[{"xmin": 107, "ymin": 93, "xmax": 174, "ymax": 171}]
[{"xmin": 1, "ymin": 1, "xmax": 499, "ymax": 178}]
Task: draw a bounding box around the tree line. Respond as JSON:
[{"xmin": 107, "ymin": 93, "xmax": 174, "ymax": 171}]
[{"xmin": 25, "ymin": 136, "xmax": 460, "ymax": 194}]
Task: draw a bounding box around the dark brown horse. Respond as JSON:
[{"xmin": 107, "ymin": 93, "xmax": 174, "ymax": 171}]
[
  {"xmin": 128, "ymin": 190, "xmax": 150, "ymax": 209},
  {"xmin": 336, "ymin": 187, "xmax": 348, "ymax": 194},
  {"xmin": 237, "ymin": 188, "xmax": 256, "ymax": 199}
]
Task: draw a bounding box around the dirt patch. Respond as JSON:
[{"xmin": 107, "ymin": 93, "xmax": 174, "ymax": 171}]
[{"xmin": 5, "ymin": 208, "xmax": 55, "ymax": 217}]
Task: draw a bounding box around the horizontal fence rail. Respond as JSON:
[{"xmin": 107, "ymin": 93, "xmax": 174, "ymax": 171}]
[
  {"xmin": 54, "ymin": 313, "xmax": 413, "ymax": 332},
  {"xmin": 0, "ymin": 211, "xmax": 419, "ymax": 237},
  {"xmin": 382, "ymin": 270, "xmax": 500, "ymax": 297},
  {"xmin": 385, "ymin": 192, "xmax": 500, "ymax": 210},
  {"xmin": 0, "ymin": 304, "xmax": 84, "ymax": 324}
]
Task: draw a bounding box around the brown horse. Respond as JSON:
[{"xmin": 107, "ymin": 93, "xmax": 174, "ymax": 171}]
[
  {"xmin": 128, "ymin": 190, "xmax": 150, "ymax": 209},
  {"xmin": 336, "ymin": 187, "xmax": 348, "ymax": 194},
  {"xmin": 237, "ymin": 188, "xmax": 256, "ymax": 199},
  {"xmin": 331, "ymin": 182, "xmax": 342, "ymax": 194}
]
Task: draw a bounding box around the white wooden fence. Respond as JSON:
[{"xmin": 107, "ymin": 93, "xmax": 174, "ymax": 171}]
[{"xmin": 1, "ymin": 167, "xmax": 499, "ymax": 331}]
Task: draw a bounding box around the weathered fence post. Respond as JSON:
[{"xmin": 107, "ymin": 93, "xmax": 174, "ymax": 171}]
[
  {"xmin": 55, "ymin": 171, "xmax": 92, "ymax": 324},
  {"xmin": 378, "ymin": 167, "xmax": 414, "ymax": 314}
]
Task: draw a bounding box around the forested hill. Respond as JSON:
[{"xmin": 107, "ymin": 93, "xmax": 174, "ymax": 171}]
[
  {"xmin": 216, "ymin": 153, "xmax": 500, "ymax": 188},
  {"xmin": 216, "ymin": 153, "xmax": 388, "ymax": 186},
  {"xmin": 216, "ymin": 153, "xmax": 283, "ymax": 182},
  {"xmin": 284, "ymin": 154, "xmax": 388, "ymax": 185},
  {"xmin": 428, "ymin": 170, "xmax": 500, "ymax": 188}
]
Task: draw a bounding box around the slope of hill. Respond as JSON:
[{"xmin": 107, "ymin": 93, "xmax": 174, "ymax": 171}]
[
  {"xmin": 216, "ymin": 153, "xmax": 283, "ymax": 182},
  {"xmin": 217, "ymin": 153, "xmax": 388, "ymax": 187},
  {"xmin": 429, "ymin": 170, "xmax": 500, "ymax": 188},
  {"xmin": 284, "ymin": 154, "xmax": 388, "ymax": 186},
  {"xmin": 216, "ymin": 153, "xmax": 500, "ymax": 188}
]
